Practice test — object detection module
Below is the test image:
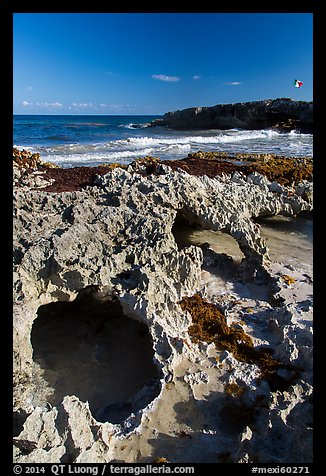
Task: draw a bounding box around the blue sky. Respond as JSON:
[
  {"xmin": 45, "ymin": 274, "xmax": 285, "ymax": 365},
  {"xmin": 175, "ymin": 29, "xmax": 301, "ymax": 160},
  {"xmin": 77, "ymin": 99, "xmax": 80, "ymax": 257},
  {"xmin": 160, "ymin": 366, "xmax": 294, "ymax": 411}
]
[{"xmin": 13, "ymin": 13, "xmax": 313, "ymax": 115}]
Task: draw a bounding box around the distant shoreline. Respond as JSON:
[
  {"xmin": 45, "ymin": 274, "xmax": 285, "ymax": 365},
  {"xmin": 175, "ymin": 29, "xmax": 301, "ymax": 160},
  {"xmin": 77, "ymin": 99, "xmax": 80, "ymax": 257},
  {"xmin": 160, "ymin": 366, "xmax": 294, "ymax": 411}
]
[{"xmin": 149, "ymin": 98, "xmax": 313, "ymax": 133}]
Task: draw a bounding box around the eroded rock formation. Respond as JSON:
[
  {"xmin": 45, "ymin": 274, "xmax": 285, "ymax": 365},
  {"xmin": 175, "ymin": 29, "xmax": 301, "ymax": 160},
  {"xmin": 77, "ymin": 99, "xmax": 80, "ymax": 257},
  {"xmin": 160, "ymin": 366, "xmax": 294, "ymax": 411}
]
[
  {"xmin": 13, "ymin": 149, "xmax": 313, "ymax": 463},
  {"xmin": 150, "ymin": 98, "xmax": 313, "ymax": 133}
]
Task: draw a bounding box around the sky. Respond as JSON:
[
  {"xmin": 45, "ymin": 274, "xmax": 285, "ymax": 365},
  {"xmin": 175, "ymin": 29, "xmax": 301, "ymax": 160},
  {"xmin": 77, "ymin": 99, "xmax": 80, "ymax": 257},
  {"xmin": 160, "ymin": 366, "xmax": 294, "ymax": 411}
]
[{"xmin": 13, "ymin": 13, "xmax": 313, "ymax": 115}]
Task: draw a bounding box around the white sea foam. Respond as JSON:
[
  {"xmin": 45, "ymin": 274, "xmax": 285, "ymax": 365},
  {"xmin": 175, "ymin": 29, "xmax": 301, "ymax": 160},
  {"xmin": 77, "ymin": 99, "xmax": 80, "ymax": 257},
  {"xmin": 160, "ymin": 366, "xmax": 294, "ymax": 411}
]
[
  {"xmin": 13, "ymin": 129, "xmax": 290, "ymax": 157},
  {"xmin": 13, "ymin": 144, "xmax": 34, "ymax": 151},
  {"xmin": 125, "ymin": 130, "xmax": 280, "ymax": 148},
  {"xmin": 120, "ymin": 123, "xmax": 149, "ymax": 129},
  {"xmin": 38, "ymin": 147, "xmax": 156, "ymax": 165},
  {"xmin": 14, "ymin": 127, "xmax": 312, "ymax": 168}
]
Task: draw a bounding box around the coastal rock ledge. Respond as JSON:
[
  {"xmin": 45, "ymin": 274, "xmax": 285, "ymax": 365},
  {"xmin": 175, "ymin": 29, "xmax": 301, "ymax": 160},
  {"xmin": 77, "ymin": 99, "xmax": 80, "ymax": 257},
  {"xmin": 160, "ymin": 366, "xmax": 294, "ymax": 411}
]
[
  {"xmin": 150, "ymin": 98, "xmax": 313, "ymax": 132},
  {"xmin": 13, "ymin": 150, "xmax": 313, "ymax": 463}
]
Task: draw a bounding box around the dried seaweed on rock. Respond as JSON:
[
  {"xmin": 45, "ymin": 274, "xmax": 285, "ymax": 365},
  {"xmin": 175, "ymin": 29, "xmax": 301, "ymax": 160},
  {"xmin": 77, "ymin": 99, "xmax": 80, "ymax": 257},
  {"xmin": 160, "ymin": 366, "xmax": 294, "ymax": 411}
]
[{"xmin": 179, "ymin": 293, "xmax": 299, "ymax": 387}]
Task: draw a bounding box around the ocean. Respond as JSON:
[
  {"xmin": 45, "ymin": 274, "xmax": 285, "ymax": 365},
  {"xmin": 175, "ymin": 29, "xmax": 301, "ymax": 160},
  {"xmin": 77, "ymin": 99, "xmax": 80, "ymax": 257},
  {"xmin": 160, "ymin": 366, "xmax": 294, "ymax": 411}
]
[
  {"xmin": 13, "ymin": 114, "xmax": 313, "ymax": 274},
  {"xmin": 13, "ymin": 114, "xmax": 313, "ymax": 168}
]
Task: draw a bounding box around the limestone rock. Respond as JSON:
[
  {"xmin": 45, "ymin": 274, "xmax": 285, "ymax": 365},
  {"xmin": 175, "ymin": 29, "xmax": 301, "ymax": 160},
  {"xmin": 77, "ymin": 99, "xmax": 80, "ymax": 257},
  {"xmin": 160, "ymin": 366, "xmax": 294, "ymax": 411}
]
[
  {"xmin": 150, "ymin": 98, "xmax": 313, "ymax": 133},
  {"xmin": 13, "ymin": 158, "xmax": 313, "ymax": 463}
]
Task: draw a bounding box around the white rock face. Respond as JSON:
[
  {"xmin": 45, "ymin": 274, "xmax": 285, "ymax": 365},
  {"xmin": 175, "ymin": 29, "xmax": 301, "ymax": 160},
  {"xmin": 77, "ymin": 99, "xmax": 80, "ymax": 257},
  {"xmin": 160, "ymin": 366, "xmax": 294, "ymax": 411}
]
[{"xmin": 13, "ymin": 162, "xmax": 313, "ymax": 463}]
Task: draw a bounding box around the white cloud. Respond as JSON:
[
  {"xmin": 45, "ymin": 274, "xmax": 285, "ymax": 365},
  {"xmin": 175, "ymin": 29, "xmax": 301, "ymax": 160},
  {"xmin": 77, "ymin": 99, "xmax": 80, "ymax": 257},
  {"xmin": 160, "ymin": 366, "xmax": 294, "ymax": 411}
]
[
  {"xmin": 67, "ymin": 102, "xmax": 137, "ymax": 113},
  {"xmin": 22, "ymin": 100, "xmax": 64, "ymax": 109},
  {"xmin": 35, "ymin": 102, "xmax": 63, "ymax": 109},
  {"xmin": 152, "ymin": 74, "xmax": 180, "ymax": 82},
  {"xmin": 225, "ymin": 81, "xmax": 243, "ymax": 86},
  {"xmin": 51, "ymin": 102, "xmax": 63, "ymax": 108},
  {"xmin": 192, "ymin": 75, "xmax": 201, "ymax": 80},
  {"xmin": 109, "ymin": 104, "xmax": 137, "ymax": 112},
  {"xmin": 70, "ymin": 102, "xmax": 95, "ymax": 109},
  {"xmin": 25, "ymin": 86, "xmax": 33, "ymax": 92}
]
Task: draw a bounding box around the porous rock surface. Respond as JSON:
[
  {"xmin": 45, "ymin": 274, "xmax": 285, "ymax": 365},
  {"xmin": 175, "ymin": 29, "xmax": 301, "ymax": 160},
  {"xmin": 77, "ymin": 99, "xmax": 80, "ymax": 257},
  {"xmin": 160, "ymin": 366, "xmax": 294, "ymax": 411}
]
[{"xmin": 13, "ymin": 155, "xmax": 313, "ymax": 463}]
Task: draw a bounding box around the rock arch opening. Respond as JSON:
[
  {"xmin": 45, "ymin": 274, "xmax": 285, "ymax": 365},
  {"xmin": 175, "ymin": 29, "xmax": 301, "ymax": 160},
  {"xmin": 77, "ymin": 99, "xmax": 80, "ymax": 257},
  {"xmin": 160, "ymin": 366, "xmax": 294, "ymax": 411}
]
[
  {"xmin": 31, "ymin": 289, "xmax": 161, "ymax": 424},
  {"xmin": 171, "ymin": 209, "xmax": 245, "ymax": 274}
]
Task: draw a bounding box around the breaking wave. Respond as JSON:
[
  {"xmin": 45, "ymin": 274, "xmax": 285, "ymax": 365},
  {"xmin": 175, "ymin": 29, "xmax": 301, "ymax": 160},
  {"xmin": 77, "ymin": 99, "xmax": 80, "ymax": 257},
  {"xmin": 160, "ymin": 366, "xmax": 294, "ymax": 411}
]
[{"xmin": 14, "ymin": 128, "xmax": 312, "ymax": 168}]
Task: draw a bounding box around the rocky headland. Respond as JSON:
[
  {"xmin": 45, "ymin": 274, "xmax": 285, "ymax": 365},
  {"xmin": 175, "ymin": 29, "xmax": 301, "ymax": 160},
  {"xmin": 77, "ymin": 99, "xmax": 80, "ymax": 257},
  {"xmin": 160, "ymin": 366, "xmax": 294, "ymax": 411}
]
[
  {"xmin": 13, "ymin": 148, "xmax": 313, "ymax": 463},
  {"xmin": 149, "ymin": 98, "xmax": 313, "ymax": 133}
]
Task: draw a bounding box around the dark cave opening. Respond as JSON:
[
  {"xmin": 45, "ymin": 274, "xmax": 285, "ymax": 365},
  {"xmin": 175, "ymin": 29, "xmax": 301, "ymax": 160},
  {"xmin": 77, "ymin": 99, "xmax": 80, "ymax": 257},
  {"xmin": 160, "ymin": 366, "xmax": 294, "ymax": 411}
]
[
  {"xmin": 13, "ymin": 409, "xmax": 28, "ymax": 437},
  {"xmin": 31, "ymin": 289, "xmax": 161, "ymax": 424}
]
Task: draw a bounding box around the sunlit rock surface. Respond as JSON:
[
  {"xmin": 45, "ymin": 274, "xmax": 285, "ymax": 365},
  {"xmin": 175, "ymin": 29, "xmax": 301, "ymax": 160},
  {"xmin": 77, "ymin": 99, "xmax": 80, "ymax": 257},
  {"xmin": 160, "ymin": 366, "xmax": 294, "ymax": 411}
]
[{"xmin": 13, "ymin": 150, "xmax": 313, "ymax": 463}]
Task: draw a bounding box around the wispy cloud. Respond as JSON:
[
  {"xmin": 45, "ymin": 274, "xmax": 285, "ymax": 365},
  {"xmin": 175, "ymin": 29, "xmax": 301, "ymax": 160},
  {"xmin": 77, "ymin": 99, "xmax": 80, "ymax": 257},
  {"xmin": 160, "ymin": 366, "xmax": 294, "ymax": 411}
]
[
  {"xmin": 36, "ymin": 101, "xmax": 63, "ymax": 109},
  {"xmin": 152, "ymin": 74, "xmax": 180, "ymax": 82},
  {"xmin": 25, "ymin": 85, "xmax": 33, "ymax": 92},
  {"xmin": 225, "ymin": 81, "xmax": 243, "ymax": 86},
  {"xmin": 105, "ymin": 104, "xmax": 137, "ymax": 112},
  {"xmin": 69, "ymin": 102, "xmax": 95, "ymax": 110},
  {"xmin": 192, "ymin": 75, "xmax": 201, "ymax": 80},
  {"xmin": 21, "ymin": 100, "xmax": 63, "ymax": 110},
  {"xmin": 67, "ymin": 102, "xmax": 137, "ymax": 113}
]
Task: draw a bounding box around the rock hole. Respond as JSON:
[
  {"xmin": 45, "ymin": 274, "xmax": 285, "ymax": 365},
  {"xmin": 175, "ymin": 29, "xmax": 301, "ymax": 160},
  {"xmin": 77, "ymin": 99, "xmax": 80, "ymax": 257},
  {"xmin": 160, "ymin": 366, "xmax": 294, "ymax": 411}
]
[
  {"xmin": 172, "ymin": 209, "xmax": 245, "ymax": 275},
  {"xmin": 171, "ymin": 210, "xmax": 272, "ymax": 301},
  {"xmin": 31, "ymin": 290, "xmax": 161, "ymax": 424},
  {"xmin": 13, "ymin": 409, "xmax": 28, "ymax": 437}
]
